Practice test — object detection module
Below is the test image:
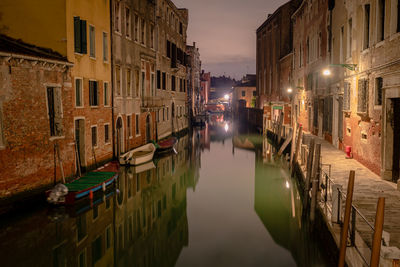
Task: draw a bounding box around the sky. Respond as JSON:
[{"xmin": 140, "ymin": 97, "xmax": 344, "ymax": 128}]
[{"xmin": 173, "ymin": 0, "xmax": 288, "ymax": 80}]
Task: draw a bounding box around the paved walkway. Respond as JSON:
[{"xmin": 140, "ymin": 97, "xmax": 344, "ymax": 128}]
[{"xmin": 304, "ymin": 135, "xmax": 400, "ymax": 250}]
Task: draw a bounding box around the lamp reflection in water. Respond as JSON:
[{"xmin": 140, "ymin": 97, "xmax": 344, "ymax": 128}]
[{"xmin": 224, "ymin": 123, "xmax": 229, "ymax": 132}]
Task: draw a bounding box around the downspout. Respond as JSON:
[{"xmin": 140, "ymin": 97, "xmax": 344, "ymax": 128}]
[{"xmin": 110, "ymin": 0, "xmax": 116, "ymax": 159}]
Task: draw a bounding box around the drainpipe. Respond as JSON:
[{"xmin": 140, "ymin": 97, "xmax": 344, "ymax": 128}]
[{"xmin": 110, "ymin": 0, "xmax": 116, "ymax": 159}]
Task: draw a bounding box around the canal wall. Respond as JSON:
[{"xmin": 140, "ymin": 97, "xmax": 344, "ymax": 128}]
[{"xmin": 237, "ymin": 107, "xmax": 263, "ymax": 131}]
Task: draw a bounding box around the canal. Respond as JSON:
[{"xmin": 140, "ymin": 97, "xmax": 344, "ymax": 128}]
[{"xmin": 0, "ymin": 117, "xmax": 333, "ymax": 267}]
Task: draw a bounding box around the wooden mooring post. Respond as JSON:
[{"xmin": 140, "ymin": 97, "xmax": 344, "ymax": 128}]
[
  {"xmin": 291, "ymin": 126, "xmax": 303, "ymax": 176},
  {"xmin": 277, "ymin": 112, "xmax": 284, "ymax": 145},
  {"xmin": 338, "ymin": 170, "xmax": 356, "ymax": 267},
  {"xmin": 370, "ymin": 197, "xmax": 385, "ymax": 267},
  {"xmin": 289, "ymin": 123, "xmax": 298, "ymax": 169},
  {"xmin": 310, "ymin": 143, "xmax": 321, "ymax": 221},
  {"xmin": 305, "ymin": 138, "xmax": 315, "ymax": 193}
]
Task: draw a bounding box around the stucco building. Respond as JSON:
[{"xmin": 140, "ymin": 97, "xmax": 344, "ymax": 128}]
[
  {"xmin": 232, "ymin": 75, "xmax": 257, "ymax": 112},
  {"xmin": 155, "ymin": 1, "xmax": 189, "ymax": 139},
  {"xmin": 186, "ymin": 42, "xmax": 201, "ymax": 118},
  {"xmin": 200, "ymin": 70, "xmax": 211, "ymax": 107}
]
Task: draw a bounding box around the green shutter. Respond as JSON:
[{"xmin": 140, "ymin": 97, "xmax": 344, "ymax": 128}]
[
  {"xmin": 81, "ymin": 20, "xmax": 87, "ymax": 54},
  {"xmin": 74, "ymin": 17, "xmax": 81, "ymax": 53}
]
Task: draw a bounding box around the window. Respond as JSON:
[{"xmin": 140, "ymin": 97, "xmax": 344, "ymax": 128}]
[
  {"xmin": 74, "ymin": 17, "xmax": 87, "ymax": 54},
  {"xmin": 184, "ymin": 79, "xmax": 186, "ymax": 92},
  {"xmin": 347, "ymin": 19, "xmax": 352, "ymax": 58},
  {"xmin": 167, "ymin": 40, "xmax": 171, "ymax": 57},
  {"xmin": 89, "ymin": 25, "xmax": 95, "ymax": 58},
  {"xmin": 116, "ymin": 66, "xmax": 121, "ymax": 95},
  {"xmin": 115, "ymin": 1, "xmax": 121, "ymax": 33},
  {"xmin": 106, "ymin": 226, "xmax": 111, "ymax": 250},
  {"xmin": 78, "ymin": 250, "xmax": 86, "ymax": 267},
  {"xmin": 135, "ymin": 70, "xmax": 140, "ymax": 96},
  {"xmin": 77, "ymin": 215, "xmax": 87, "ymax": 242},
  {"xmin": 91, "ymin": 126, "xmax": 97, "ymax": 147},
  {"xmin": 127, "ymin": 115, "xmax": 132, "ymax": 137},
  {"xmin": 306, "ymin": 38, "xmax": 310, "ymax": 63},
  {"xmin": 46, "ymin": 87, "xmax": 63, "ymax": 137},
  {"xmin": 157, "ymin": 70, "xmax": 161, "ymax": 89},
  {"xmin": 343, "ymin": 82, "xmax": 351, "ymax": 111},
  {"xmin": 179, "ymin": 78, "xmax": 182, "ymax": 92},
  {"xmin": 163, "ymin": 108, "xmax": 165, "ymax": 121},
  {"xmin": 358, "ymin": 78, "xmax": 369, "ymax": 113},
  {"xmin": 92, "ymin": 236, "xmax": 102, "ymax": 264},
  {"xmin": 375, "ymin": 77, "xmax": 383, "ymax": 106},
  {"xmin": 135, "ymin": 114, "xmax": 140, "ymax": 135},
  {"xmin": 179, "ymin": 22, "xmax": 183, "ymax": 34},
  {"xmin": 167, "ymin": 107, "xmax": 169, "ymax": 120},
  {"xmin": 103, "ymin": 32, "xmax": 108, "ymax": 61},
  {"xmin": 89, "ymin": 80, "xmax": 99, "ymax": 106},
  {"xmin": 397, "ymin": 0, "xmax": 400, "ymax": 32},
  {"xmin": 126, "ymin": 7, "xmax": 131, "ymax": 38},
  {"xmin": 253, "ymin": 91, "xmax": 256, "ymax": 97},
  {"xmin": 126, "ymin": 69, "xmax": 131, "ymax": 96},
  {"xmin": 134, "ymin": 14, "xmax": 139, "ymax": 41},
  {"xmin": 75, "ymin": 78, "xmax": 83, "ymax": 107},
  {"xmin": 141, "ymin": 71, "xmax": 145, "ymax": 97},
  {"xmin": 377, "ymin": 0, "xmax": 385, "ymax": 42},
  {"xmin": 104, "ymin": 124, "xmax": 110, "ymax": 143},
  {"xmin": 151, "ymin": 73, "xmax": 155, "ymax": 96},
  {"xmin": 104, "ymin": 82, "xmax": 109, "ymax": 106},
  {"xmin": 162, "ymin": 72, "xmax": 166, "ymax": 90},
  {"xmin": 242, "ymin": 91, "xmax": 245, "ymax": 97},
  {"xmin": 171, "ymin": 75, "xmax": 176, "ymax": 91},
  {"xmin": 150, "ymin": 24, "xmax": 154, "ymax": 48},
  {"xmin": 141, "ymin": 19, "xmax": 145, "ymax": 45},
  {"xmin": 340, "ymin": 26, "xmax": 344, "ymax": 63},
  {"xmin": 364, "ymin": 4, "xmax": 371, "ymax": 50}
]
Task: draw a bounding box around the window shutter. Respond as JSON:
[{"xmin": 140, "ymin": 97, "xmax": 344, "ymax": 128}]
[
  {"xmin": 81, "ymin": 20, "xmax": 87, "ymax": 54},
  {"xmin": 54, "ymin": 87, "xmax": 63, "ymax": 136},
  {"xmin": 74, "ymin": 17, "xmax": 81, "ymax": 53}
]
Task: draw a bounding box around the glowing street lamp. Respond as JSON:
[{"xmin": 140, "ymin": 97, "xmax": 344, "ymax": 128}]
[
  {"xmin": 323, "ymin": 69, "xmax": 332, "ymax": 76},
  {"xmin": 224, "ymin": 94, "xmax": 230, "ymax": 101},
  {"xmin": 287, "ymin": 87, "xmax": 293, "ymax": 94}
]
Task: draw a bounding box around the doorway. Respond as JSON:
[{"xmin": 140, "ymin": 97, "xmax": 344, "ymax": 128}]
[
  {"xmin": 75, "ymin": 119, "xmax": 85, "ymax": 172},
  {"xmin": 392, "ymin": 98, "xmax": 400, "ymax": 182}
]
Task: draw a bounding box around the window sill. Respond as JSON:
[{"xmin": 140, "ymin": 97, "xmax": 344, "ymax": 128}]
[
  {"xmin": 389, "ymin": 32, "xmax": 400, "ymax": 41},
  {"xmin": 375, "ymin": 40, "xmax": 385, "ymax": 48},
  {"xmin": 90, "ymin": 105, "xmax": 99, "ymax": 108},
  {"xmin": 361, "ymin": 48, "xmax": 370, "ymax": 55},
  {"xmin": 50, "ymin": 136, "xmax": 65, "ymax": 141},
  {"xmin": 114, "ymin": 31, "xmax": 122, "ymax": 36},
  {"xmin": 126, "ymin": 36, "xmax": 132, "ymax": 40},
  {"xmin": 89, "ymin": 56, "xmax": 96, "ymax": 60},
  {"xmin": 104, "ymin": 105, "xmax": 111, "ymax": 108},
  {"xmin": 373, "ymin": 105, "xmax": 382, "ymax": 110},
  {"xmin": 135, "ymin": 134, "xmax": 141, "ymax": 137},
  {"xmin": 75, "ymin": 105, "xmax": 84, "ymax": 109},
  {"xmin": 103, "ymin": 60, "xmax": 109, "ymax": 64},
  {"xmin": 104, "ymin": 142, "xmax": 111, "ymax": 145}
]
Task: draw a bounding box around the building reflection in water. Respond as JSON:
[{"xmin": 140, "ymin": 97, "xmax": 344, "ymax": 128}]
[{"xmin": 0, "ymin": 133, "xmax": 202, "ymax": 267}]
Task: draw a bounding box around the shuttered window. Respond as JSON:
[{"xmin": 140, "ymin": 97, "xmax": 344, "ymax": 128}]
[
  {"xmin": 89, "ymin": 25, "xmax": 95, "ymax": 58},
  {"xmin": 343, "ymin": 82, "xmax": 351, "ymax": 111},
  {"xmin": 89, "ymin": 81, "xmax": 99, "ymax": 106},
  {"xmin": 91, "ymin": 126, "xmax": 97, "ymax": 147},
  {"xmin": 162, "ymin": 72, "xmax": 166, "ymax": 90},
  {"xmin": 375, "ymin": 77, "xmax": 383, "ymax": 106},
  {"xmin": 104, "ymin": 124, "xmax": 109, "ymax": 143},
  {"xmin": 157, "ymin": 70, "xmax": 161, "ymax": 89},
  {"xmin": 46, "ymin": 87, "xmax": 63, "ymax": 137},
  {"xmin": 74, "ymin": 17, "xmax": 87, "ymax": 54},
  {"xmin": 357, "ymin": 78, "xmax": 369, "ymax": 113}
]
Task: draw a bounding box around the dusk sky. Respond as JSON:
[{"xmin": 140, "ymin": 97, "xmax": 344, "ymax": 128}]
[{"xmin": 173, "ymin": 0, "xmax": 288, "ymax": 79}]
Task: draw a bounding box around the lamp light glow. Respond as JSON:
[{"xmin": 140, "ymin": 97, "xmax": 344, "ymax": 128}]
[
  {"xmin": 287, "ymin": 87, "xmax": 293, "ymax": 93},
  {"xmin": 323, "ymin": 69, "xmax": 332, "ymax": 76}
]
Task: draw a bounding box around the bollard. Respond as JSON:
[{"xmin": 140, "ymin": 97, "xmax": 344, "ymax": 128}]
[
  {"xmin": 370, "ymin": 197, "xmax": 385, "ymax": 267},
  {"xmin": 338, "ymin": 170, "xmax": 356, "ymax": 267}
]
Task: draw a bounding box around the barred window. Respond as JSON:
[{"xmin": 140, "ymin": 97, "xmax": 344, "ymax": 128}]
[
  {"xmin": 375, "ymin": 77, "xmax": 383, "ymax": 106},
  {"xmin": 343, "ymin": 82, "xmax": 351, "ymax": 111},
  {"xmin": 357, "ymin": 78, "xmax": 369, "ymax": 113},
  {"xmin": 46, "ymin": 87, "xmax": 63, "ymax": 136}
]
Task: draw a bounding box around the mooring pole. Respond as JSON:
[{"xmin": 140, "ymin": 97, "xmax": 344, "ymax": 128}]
[
  {"xmin": 291, "ymin": 126, "xmax": 303, "ymax": 176},
  {"xmin": 370, "ymin": 197, "xmax": 385, "ymax": 267},
  {"xmin": 338, "ymin": 170, "xmax": 356, "ymax": 267},
  {"xmin": 306, "ymin": 138, "xmax": 315, "ymax": 192},
  {"xmin": 310, "ymin": 143, "xmax": 321, "ymax": 221},
  {"xmin": 289, "ymin": 124, "xmax": 298, "ymax": 168}
]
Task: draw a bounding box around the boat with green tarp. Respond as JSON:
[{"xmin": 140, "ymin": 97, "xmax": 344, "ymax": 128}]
[{"xmin": 47, "ymin": 163, "xmax": 119, "ymax": 205}]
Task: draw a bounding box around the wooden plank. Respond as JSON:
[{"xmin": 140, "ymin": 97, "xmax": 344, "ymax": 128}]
[{"xmin": 277, "ymin": 130, "xmax": 293, "ymax": 156}]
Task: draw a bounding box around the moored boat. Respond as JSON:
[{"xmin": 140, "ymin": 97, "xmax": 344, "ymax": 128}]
[
  {"xmin": 156, "ymin": 137, "xmax": 178, "ymax": 153},
  {"xmin": 120, "ymin": 143, "xmax": 156, "ymax": 166},
  {"xmin": 47, "ymin": 171, "xmax": 118, "ymax": 205}
]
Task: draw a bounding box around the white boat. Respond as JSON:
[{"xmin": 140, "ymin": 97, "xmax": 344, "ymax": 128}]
[{"xmin": 120, "ymin": 143, "xmax": 156, "ymax": 166}]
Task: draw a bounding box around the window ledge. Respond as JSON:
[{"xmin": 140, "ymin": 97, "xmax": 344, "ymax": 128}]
[
  {"xmin": 90, "ymin": 105, "xmax": 99, "ymax": 108},
  {"xmin": 104, "ymin": 142, "xmax": 111, "ymax": 145},
  {"xmin": 361, "ymin": 48, "xmax": 370, "ymax": 55},
  {"xmin": 75, "ymin": 106, "xmax": 84, "ymax": 109},
  {"xmin": 50, "ymin": 136, "xmax": 65, "ymax": 141},
  {"xmin": 389, "ymin": 32, "xmax": 400, "ymax": 41},
  {"xmin": 89, "ymin": 56, "xmax": 96, "ymax": 60},
  {"xmin": 375, "ymin": 40, "xmax": 385, "ymax": 48},
  {"xmin": 114, "ymin": 31, "xmax": 122, "ymax": 36},
  {"xmin": 373, "ymin": 105, "xmax": 382, "ymax": 110}
]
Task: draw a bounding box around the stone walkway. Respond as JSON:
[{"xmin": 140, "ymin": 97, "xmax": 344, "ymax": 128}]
[{"xmin": 304, "ymin": 134, "xmax": 400, "ymax": 251}]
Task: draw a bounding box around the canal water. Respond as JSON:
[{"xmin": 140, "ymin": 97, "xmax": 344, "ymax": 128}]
[{"xmin": 0, "ymin": 117, "xmax": 333, "ymax": 267}]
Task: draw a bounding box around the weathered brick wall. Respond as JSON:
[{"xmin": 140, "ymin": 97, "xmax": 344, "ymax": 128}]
[{"xmin": 0, "ymin": 59, "xmax": 75, "ymax": 198}]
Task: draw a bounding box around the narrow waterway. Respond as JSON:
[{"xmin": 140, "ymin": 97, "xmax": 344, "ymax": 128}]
[{"xmin": 0, "ymin": 117, "xmax": 333, "ymax": 267}]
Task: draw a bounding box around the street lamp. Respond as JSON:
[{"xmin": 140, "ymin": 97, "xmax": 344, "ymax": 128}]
[
  {"xmin": 224, "ymin": 94, "xmax": 230, "ymax": 101},
  {"xmin": 287, "ymin": 87, "xmax": 293, "ymax": 94},
  {"xmin": 323, "ymin": 69, "xmax": 332, "ymax": 76}
]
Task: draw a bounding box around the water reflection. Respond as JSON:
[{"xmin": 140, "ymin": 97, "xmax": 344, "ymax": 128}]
[{"xmin": 0, "ymin": 119, "xmax": 333, "ymax": 267}]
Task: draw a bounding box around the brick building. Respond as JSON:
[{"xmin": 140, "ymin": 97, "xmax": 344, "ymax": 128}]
[
  {"xmin": 0, "ymin": 35, "xmax": 75, "ymax": 198},
  {"xmin": 0, "ymin": 0, "xmax": 114, "ymax": 172}
]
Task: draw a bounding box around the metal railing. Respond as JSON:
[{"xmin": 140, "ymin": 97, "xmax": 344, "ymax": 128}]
[{"xmin": 319, "ymin": 165, "xmax": 375, "ymax": 267}]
